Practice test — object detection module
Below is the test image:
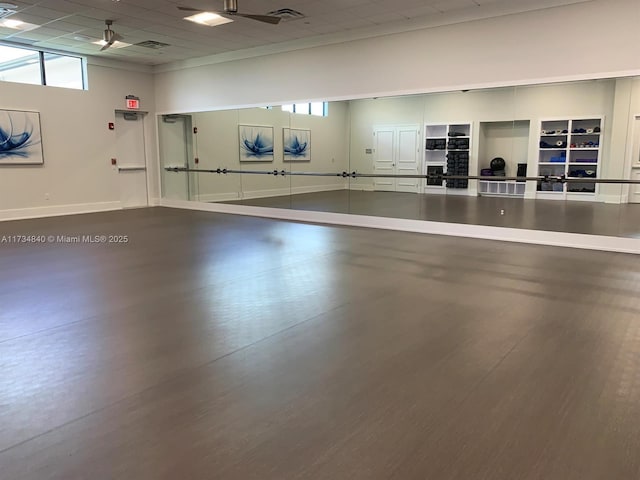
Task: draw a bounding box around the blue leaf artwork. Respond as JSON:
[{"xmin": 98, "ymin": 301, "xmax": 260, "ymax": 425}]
[
  {"xmin": 0, "ymin": 110, "xmax": 43, "ymax": 165},
  {"xmin": 238, "ymin": 125, "xmax": 274, "ymax": 162},
  {"xmin": 283, "ymin": 128, "xmax": 311, "ymax": 162}
]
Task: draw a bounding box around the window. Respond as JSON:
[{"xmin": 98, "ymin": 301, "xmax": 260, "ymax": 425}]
[
  {"xmin": 281, "ymin": 102, "xmax": 328, "ymax": 117},
  {"xmin": 0, "ymin": 45, "xmax": 41, "ymax": 85},
  {"xmin": 0, "ymin": 44, "xmax": 85, "ymax": 90},
  {"xmin": 43, "ymin": 53, "xmax": 84, "ymax": 89}
]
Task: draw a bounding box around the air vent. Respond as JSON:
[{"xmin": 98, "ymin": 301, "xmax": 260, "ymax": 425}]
[
  {"xmin": 0, "ymin": 6, "xmax": 17, "ymax": 20},
  {"xmin": 135, "ymin": 40, "xmax": 170, "ymax": 49},
  {"xmin": 266, "ymin": 8, "xmax": 305, "ymax": 21}
]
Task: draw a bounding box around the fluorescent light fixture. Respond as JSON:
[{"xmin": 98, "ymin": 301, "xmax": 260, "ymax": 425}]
[
  {"xmin": 0, "ymin": 18, "xmax": 39, "ymax": 30},
  {"xmin": 184, "ymin": 12, "xmax": 233, "ymax": 27},
  {"xmin": 92, "ymin": 39, "xmax": 131, "ymax": 49}
]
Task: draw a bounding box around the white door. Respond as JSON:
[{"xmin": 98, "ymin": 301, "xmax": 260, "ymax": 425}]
[
  {"xmin": 630, "ymin": 117, "xmax": 640, "ymax": 203},
  {"xmin": 631, "ymin": 169, "xmax": 640, "ymax": 203},
  {"xmin": 395, "ymin": 127, "xmax": 420, "ymax": 193},
  {"xmin": 159, "ymin": 115, "xmax": 191, "ymax": 201},
  {"xmin": 115, "ymin": 112, "xmax": 148, "ymax": 208},
  {"xmin": 373, "ymin": 128, "xmax": 396, "ymax": 191},
  {"xmin": 373, "ymin": 126, "xmax": 421, "ymax": 192}
]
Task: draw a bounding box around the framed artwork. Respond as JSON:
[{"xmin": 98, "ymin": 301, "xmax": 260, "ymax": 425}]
[
  {"xmin": 238, "ymin": 124, "xmax": 274, "ymax": 162},
  {"xmin": 0, "ymin": 109, "xmax": 44, "ymax": 165},
  {"xmin": 283, "ymin": 128, "xmax": 311, "ymax": 162}
]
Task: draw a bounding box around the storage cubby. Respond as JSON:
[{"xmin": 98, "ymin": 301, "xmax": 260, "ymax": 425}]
[
  {"xmin": 478, "ymin": 181, "xmax": 526, "ymax": 197},
  {"xmin": 424, "ymin": 122, "xmax": 472, "ymax": 192},
  {"xmin": 477, "ymin": 120, "xmax": 530, "ymax": 197},
  {"xmin": 537, "ymin": 117, "xmax": 603, "ymax": 199}
]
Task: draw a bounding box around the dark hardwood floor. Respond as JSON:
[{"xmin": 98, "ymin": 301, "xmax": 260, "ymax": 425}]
[
  {"xmin": 1, "ymin": 207, "xmax": 640, "ymax": 479},
  {"xmin": 226, "ymin": 190, "xmax": 640, "ymax": 238}
]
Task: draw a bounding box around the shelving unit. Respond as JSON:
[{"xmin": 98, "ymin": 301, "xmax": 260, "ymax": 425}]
[
  {"xmin": 424, "ymin": 123, "xmax": 471, "ymax": 193},
  {"xmin": 478, "ymin": 181, "xmax": 526, "ymax": 197},
  {"xmin": 537, "ymin": 118, "xmax": 603, "ymax": 199}
]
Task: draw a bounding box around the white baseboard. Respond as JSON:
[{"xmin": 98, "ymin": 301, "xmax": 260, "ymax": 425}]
[
  {"xmin": 445, "ymin": 189, "xmax": 475, "ymax": 196},
  {"xmin": 349, "ymin": 184, "xmax": 375, "ymax": 192},
  {"xmin": 0, "ymin": 201, "xmax": 122, "ymax": 222},
  {"xmin": 242, "ymin": 183, "xmax": 346, "ymax": 200},
  {"xmin": 600, "ymin": 194, "xmax": 628, "ymax": 204},
  {"xmin": 158, "ymin": 199, "xmax": 640, "ymax": 255},
  {"xmin": 196, "ymin": 192, "xmax": 241, "ymax": 203}
]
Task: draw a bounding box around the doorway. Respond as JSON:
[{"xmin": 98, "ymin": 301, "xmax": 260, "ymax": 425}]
[
  {"xmin": 629, "ymin": 116, "xmax": 640, "ymax": 203},
  {"xmin": 115, "ymin": 111, "xmax": 148, "ymax": 208},
  {"xmin": 158, "ymin": 114, "xmax": 196, "ymax": 201},
  {"xmin": 372, "ymin": 125, "xmax": 421, "ymax": 193}
]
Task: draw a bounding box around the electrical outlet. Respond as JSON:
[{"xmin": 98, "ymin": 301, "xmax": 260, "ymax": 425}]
[{"xmin": 44, "ymin": 193, "xmax": 50, "ymax": 200}]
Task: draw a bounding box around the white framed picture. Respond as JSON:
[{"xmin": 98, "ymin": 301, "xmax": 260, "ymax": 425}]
[
  {"xmin": 283, "ymin": 128, "xmax": 311, "ymax": 162},
  {"xmin": 238, "ymin": 124, "xmax": 274, "ymax": 162},
  {"xmin": 0, "ymin": 109, "xmax": 44, "ymax": 165}
]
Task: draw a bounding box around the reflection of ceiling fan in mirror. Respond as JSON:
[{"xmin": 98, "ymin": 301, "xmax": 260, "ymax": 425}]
[
  {"xmin": 100, "ymin": 20, "xmax": 124, "ymax": 51},
  {"xmin": 178, "ymin": 0, "xmax": 281, "ymax": 24}
]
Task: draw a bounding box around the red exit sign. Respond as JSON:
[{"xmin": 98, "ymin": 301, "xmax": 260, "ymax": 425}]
[{"xmin": 126, "ymin": 98, "xmax": 140, "ymax": 109}]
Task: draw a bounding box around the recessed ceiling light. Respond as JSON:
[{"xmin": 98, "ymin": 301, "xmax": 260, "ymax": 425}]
[
  {"xmin": 92, "ymin": 39, "xmax": 131, "ymax": 49},
  {"xmin": 0, "ymin": 18, "xmax": 39, "ymax": 30},
  {"xmin": 184, "ymin": 12, "xmax": 233, "ymax": 27}
]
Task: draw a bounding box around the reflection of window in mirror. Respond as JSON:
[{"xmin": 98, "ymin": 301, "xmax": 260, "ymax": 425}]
[{"xmin": 281, "ymin": 102, "xmax": 328, "ymax": 117}]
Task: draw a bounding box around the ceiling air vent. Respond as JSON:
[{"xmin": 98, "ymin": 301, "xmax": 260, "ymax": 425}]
[
  {"xmin": 135, "ymin": 40, "xmax": 170, "ymax": 49},
  {"xmin": 266, "ymin": 8, "xmax": 305, "ymax": 21},
  {"xmin": 0, "ymin": 3, "xmax": 17, "ymax": 19}
]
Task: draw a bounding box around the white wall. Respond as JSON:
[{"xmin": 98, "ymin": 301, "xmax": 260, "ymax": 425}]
[
  {"xmin": 348, "ymin": 80, "xmax": 620, "ymax": 196},
  {"xmin": 478, "ymin": 121, "xmax": 531, "ymax": 176},
  {"xmin": 182, "ymin": 103, "xmax": 350, "ymax": 202},
  {"xmin": 154, "ymin": 0, "xmax": 640, "ymax": 113},
  {"xmin": 0, "ymin": 61, "xmax": 156, "ymax": 220}
]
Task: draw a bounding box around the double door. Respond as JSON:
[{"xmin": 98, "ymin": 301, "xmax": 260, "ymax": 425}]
[{"xmin": 373, "ymin": 125, "xmax": 421, "ymax": 193}]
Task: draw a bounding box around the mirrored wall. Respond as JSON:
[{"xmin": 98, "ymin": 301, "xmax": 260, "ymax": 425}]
[{"xmin": 159, "ymin": 76, "xmax": 640, "ymax": 239}]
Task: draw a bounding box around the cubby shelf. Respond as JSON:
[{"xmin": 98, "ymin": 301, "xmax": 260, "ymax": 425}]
[
  {"xmin": 537, "ymin": 117, "xmax": 603, "ymax": 198},
  {"xmin": 424, "ymin": 123, "xmax": 471, "ymax": 192}
]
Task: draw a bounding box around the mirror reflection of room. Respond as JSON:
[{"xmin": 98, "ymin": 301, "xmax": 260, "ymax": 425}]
[{"xmin": 159, "ymin": 76, "xmax": 640, "ymax": 237}]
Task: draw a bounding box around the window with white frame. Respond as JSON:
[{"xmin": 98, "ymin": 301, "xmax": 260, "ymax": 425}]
[
  {"xmin": 0, "ymin": 44, "xmax": 86, "ymax": 90},
  {"xmin": 281, "ymin": 102, "xmax": 328, "ymax": 116}
]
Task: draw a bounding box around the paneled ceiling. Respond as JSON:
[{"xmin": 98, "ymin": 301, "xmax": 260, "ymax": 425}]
[{"xmin": 0, "ymin": 0, "xmax": 585, "ymax": 66}]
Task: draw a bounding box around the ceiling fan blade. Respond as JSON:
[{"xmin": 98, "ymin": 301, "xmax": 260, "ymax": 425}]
[
  {"xmin": 235, "ymin": 13, "xmax": 281, "ymax": 24},
  {"xmin": 100, "ymin": 41, "xmax": 113, "ymax": 51},
  {"xmin": 112, "ymin": 32, "xmax": 124, "ymax": 42},
  {"xmin": 177, "ymin": 6, "xmax": 202, "ymax": 12}
]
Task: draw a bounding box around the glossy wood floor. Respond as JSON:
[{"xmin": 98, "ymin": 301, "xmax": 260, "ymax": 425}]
[
  {"xmin": 1, "ymin": 207, "xmax": 640, "ymax": 479},
  {"xmin": 227, "ymin": 190, "xmax": 640, "ymax": 238}
]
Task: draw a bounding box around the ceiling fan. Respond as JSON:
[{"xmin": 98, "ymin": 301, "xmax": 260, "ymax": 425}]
[
  {"xmin": 100, "ymin": 20, "xmax": 123, "ymax": 51},
  {"xmin": 178, "ymin": 0, "xmax": 281, "ymax": 25}
]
